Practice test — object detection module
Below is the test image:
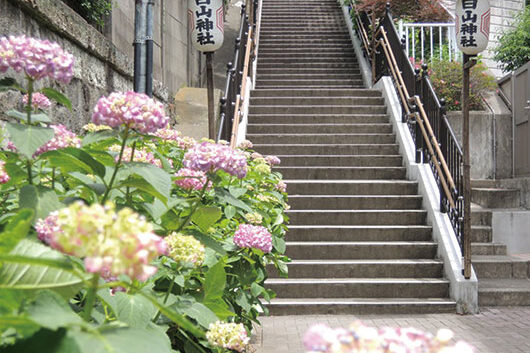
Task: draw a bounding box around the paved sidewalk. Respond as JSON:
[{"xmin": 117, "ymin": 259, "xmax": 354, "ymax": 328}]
[{"xmin": 251, "ymin": 307, "xmax": 530, "ymax": 353}]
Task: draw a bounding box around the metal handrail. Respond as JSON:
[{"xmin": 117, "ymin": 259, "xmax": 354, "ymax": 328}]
[
  {"xmin": 217, "ymin": 0, "xmax": 260, "ymax": 144},
  {"xmin": 355, "ymin": 5, "xmax": 467, "ymax": 267}
]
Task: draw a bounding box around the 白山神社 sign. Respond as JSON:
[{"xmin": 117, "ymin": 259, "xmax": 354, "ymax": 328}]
[
  {"xmin": 188, "ymin": 0, "xmax": 224, "ymax": 52},
  {"xmin": 456, "ymin": 0, "xmax": 490, "ymax": 55}
]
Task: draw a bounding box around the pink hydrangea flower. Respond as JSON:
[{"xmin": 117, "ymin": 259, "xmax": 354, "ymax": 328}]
[
  {"xmin": 275, "ymin": 181, "xmax": 287, "ymax": 193},
  {"xmin": 109, "ymin": 145, "xmax": 166, "ymax": 168},
  {"xmin": 0, "ymin": 160, "xmax": 10, "ymax": 184},
  {"xmin": 265, "ymin": 155, "xmax": 281, "ymax": 166},
  {"xmin": 92, "ymin": 91, "xmax": 168, "ymax": 134},
  {"xmin": 33, "ymin": 124, "xmax": 81, "ymax": 157},
  {"xmin": 0, "ymin": 35, "xmax": 74, "ymax": 83},
  {"xmin": 152, "ymin": 126, "xmax": 181, "ymax": 141},
  {"xmin": 233, "ymin": 224, "xmax": 272, "ymax": 253},
  {"xmin": 36, "ymin": 202, "xmax": 167, "ymax": 281},
  {"xmin": 174, "ymin": 168, "xmax": 211, "ymax": 191},
  {"xmin": 303, "ymin": 324, "xmax": 338, "ymax": 352},
  {"xmin": 237, "ymin": 140, "xmax": 253, "ymax": 149},
  {"xmin": 183, "ymin": 141, "xmax": 247, "ymax": 178},
  {"xmin": 176, "ymin": 135, "xmax": 197, "ymax": 150},
  {"xmin": 22, "ymin": 92, "xmax": 51, "ymax": 110}
]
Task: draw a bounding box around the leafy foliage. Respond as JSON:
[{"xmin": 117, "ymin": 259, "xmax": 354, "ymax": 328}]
[
  {"xmin": 352, "ymin": 0, "xmax": 450, "ymax": 22},
  {"xmin": 493, "ymin": 6, "xmax": 530, "ymax": 73},
  {"xmin": 0, "ymin": 48, "xmax": 289, "ymax": 352},
  {"xmin": 428, "ymin": 59, "xmax": 496, "ymax": 111},
  {"xmin": 62, "ymin": 0, "xmax": 113, "ymax": 29}
]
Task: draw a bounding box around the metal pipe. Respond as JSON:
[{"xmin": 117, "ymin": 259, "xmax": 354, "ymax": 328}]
[
  {"xmin": 146, "ymin": 0, "xmax": 155, "ymax": 97},
  {"xmin": 134, "ymin": 0, "xmax": 148, "ymax": 93}
]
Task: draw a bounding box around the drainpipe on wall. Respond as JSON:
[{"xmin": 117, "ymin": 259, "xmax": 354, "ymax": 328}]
[
  {"xmin": 146, "ymin": 0, "xmax": 155, "ymax": 97},
  {"xmin": 134, "ymin": 0, "xmax": 148, "ymax": 93}
]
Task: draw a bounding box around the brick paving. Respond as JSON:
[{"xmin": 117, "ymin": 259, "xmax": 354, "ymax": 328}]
[{"xmin": 251, "ymin": 307, "xmax": 530, "ymax": 353}]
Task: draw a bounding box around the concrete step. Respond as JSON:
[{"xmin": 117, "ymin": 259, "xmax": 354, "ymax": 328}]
[
  {"xmin": 247, "ymin": 123, "xmax": 392, "ymax": 134},
  {"xmin": 259, "ymin": 53, "xmax": 356, "ymax": 60},
  {"xmin": 255, "ymin": 80, "xmax": 364, "ymax": 88},
  {"xmin": 472, "ymin": 255, "xmax": 530, "ymax": 279},
  {"xmin": 258, "ymin": 72, "xmax": 363, "ymax": 81},
  {"xmin": 471, "ymin": 209, "xmax": 492, "ymax": 226},
  {"xmin": 258, "ymin": 57, "xmax": 355, "ymax": 64},
  {"xmin": 276, "ymin": 155, "xmax": 402, "ymax": 167},
  {"xmin": 249, "ymin": 96, "xmax": 384, "ymax": 106},
  {"xmin": 255, "ymin": 143, "xmax": 399, "ymax": 155},
  {"xmin": 258, "ymin": 62, "xmax": 358, "ymax": 69},
  {"xmin": 276, "ymin": 166, "xmax": 406, "ymax": 180},
  {"xmin": 267, "ymin": 259, "xmax": 443, "ymax": 278},
  {"xmin": 471, "ymin": 242, "xmax": 507, "ymax": 255},
  {"xmin": 266, "ymin": 278, "xmax": 449, "ymax": 298},
  {"xmin": 471, "ymin": 188, "xmax": 520, "ymax": 208},
  {"xmin": 248, "ymin": 133, "xmax": 394, "ymax": 144},
  {"xmin": 250, "ymin": 89, "xmax": 379, "ymax": 97},
  {"xmin": 288, "ymin": 195, "xmax": 421, "ymax": 210},
  {"xmin": 286, "ymin": 225, "xmax": 432, "ymax": 242},
  {"xmin": 248, "ymin": 105, "xmax": 385, "ymax": 114},
  {"xmin": 287, "ymin": 209, "xmax": 427, "ymax": 225},
  {"xmin": 257, "ymin": 68, "xmax": 360, "ymax": 76},
  {"xmin": 285, "ymin": 180, "xmax": 417, "ymax": 195},
  {"xmin": 259, "ymin": 33, "xmax": 351, "ymax": 39},
  {"xmin": 258, "ymin": 41, "xmax": 353, "ymax": 47},
  {"xmin": 471, "ymin": 225, "xmax": 492, "ymax": 243},
  {"xmin": 249, "ymin": 114, "xmax": 389, "ymax": 124},
  {"xmin": 478, "ymin": 279, "xmax": 530, "ymax": 306},
  {"xmin": 471, "ymin": 179, "xmax": 499, "ymax": 188},
  {"xmin": 264, "ymin": 298, "xmax": 456, "ymax": 315},
  {"xmin": 284, "ymin": 241, "xmax": 436, "ymax": 259}
]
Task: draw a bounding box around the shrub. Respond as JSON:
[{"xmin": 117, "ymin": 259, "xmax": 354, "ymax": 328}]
[
  {"xmin": 353, "ymin": 0, "xmax": 450, "ymax": 22},
  {"xmin": 428, "ymin": 59, "xmax": 496, "ymax": 111},
  {"xmin": 493, "ymin": 6, "xmax": 530, "ymax": 73},
  {"xmin": 62, "ymin": 0, "xmax": 113, "ymax": 29},
  {"xmin": 0, "ymin": 35, "xmax": 289, "ymax": 352}
]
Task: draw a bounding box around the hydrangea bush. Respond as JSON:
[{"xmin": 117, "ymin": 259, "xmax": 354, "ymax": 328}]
[{"xmin": 0, "ymin": 36, "xmax": 289, "ymax": 353}]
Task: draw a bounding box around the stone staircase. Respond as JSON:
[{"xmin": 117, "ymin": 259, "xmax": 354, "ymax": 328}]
[
  {"xmin": 252, "ymin": 0, "xmax": 456, "ymax": 314},
  {"xmin": 470, "ymin": 180, "xmax": 530, "ymax": 306}
]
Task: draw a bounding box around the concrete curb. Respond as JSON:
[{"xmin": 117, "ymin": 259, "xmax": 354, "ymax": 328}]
[{"xmin": 375, "ymin": 76, "xmax": 479, "ymax": 314}]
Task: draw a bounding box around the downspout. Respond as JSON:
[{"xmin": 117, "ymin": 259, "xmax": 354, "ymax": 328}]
[
  {"xmin": 146, "ymin": 0, "xmax": 155, "ymax": 97},
  {"xmin": 134, "ymin": 0, "xmax": 148, "ymax": 93}
]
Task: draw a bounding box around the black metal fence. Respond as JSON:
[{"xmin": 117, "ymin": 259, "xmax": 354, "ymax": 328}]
[{"xmin": 356, "ymin": 7, "xmax": 465, "ymax": 251}]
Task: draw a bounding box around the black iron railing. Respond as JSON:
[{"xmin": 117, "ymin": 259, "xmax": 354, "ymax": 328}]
[
  {"xmin": 355, "ymin": 5, "xmax": 465, "ymax": 257},
  {"xmin": 217, "ymin": 0, "xmax": 259, "ymax": 143}
]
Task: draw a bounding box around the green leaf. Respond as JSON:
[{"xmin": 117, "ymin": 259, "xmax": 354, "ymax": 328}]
[
  {"xmin": 203, "ymin": 261, "xmax": 226, "ymax": 301},
  {"xmin": 40, "ymin": 87, "xmax": 72, "ymax": 110},
  {"xmin": 0, "ymin": 239, "xmax": 85, "ymax": 298},
  {"xmin": 250, "ymin": 283, "xmax": 264, "ymax": 297},
  {"xmin": 111, "ymin": 292, "xmax": 157, "ymax": 328},
  {"xmin": 19, "ymin": 185, "xmax": 63, "ymax": 222},
  {"xmin": 6, "ymin": 110, "xmax": 51, "ymax": 123},
  {"xmin": 124, "ymin": 163, "xmax": 171, "ymax": 201},
  {"xmin": 272, "ymin": 236, "xmax": 286, "ymax": 253},
  {"xmin": 42, "ymin": 148, "xmax": 106, "ymax": 178},
  {"xmin": 215, "ymin": 188, "xmax": 252, "ymax": 212},
  {"xmin": 0, "ymin": 209, "xmax": 34, "ymax": 255},
  {"xmin": 82, "ymin": 130, "xmax": 120, "ymax": 147},
  {"xmin": 191, "ymin": 206, "xmax": 222, "ymax": 232},
  {"xmin": 120, "ymin": 176, "xmax": 167, "ymax": 203},
  {"xmin": 173, "ymin": 299, "xmax": 218, "ymax": 328},
  {"xmin": 235, "ymin": 290, "xmax": 251, "ymax": 312},
  {"xmin": 27, "ymin": 291, "xmax": 84, "ymax": 330},
  {"xmin": 224, "ymin": 205, "xmax": 236, "ymax": 220},
  {"xmin": 229, "ymin": 186, "xmax": 247, "ymax": 198},
  {"xmin": 188, "ymin": 230, "xmax": 226, "ymax": 256},
  {"xmin": 6, "ymin": 123, "xmax": 54, "ymax": 159}
]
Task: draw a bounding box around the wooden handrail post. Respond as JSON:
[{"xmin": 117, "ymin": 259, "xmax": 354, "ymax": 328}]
[{"xmin": 371, "ymin": 11, "xmax": 376, "ymax": 84}]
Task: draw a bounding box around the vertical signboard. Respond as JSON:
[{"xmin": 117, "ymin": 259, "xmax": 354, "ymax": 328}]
[
  {"xmin": 188, "ymin": 0, "xmax": 224, "ymax": 52},
  {"xmin": 455, "ymin": 0, "xmax": 490, "ymax": 55}
]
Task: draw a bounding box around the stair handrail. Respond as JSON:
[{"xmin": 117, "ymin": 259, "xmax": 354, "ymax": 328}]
[
  {"xmin": 217, "ymin": 0, "xmax": 261, "ymax": 145},
  {"xmin": 354, "ymin": 4, "xmax": 467, "ymax": 269}
]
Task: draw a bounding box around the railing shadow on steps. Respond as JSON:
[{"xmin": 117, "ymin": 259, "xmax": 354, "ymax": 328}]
[
  {"xmin": 217, "ymin": 0, "xmax": 260, "ymax": 147},
  {"xmin": 354, "ymin": 4, "xmax": 468, "ymax": 275}
]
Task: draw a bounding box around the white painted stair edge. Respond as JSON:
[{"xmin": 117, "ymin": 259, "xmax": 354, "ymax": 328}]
[{"xmin": 376, "ymin": 76, "xmax": 478, "ymax": 314}]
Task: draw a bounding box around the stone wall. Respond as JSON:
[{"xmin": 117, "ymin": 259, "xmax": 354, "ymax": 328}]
[
  {"xmin": 110, "ymin": 0, "xmax": 203, "ymax": 95},
  {"xmin": 0, "ymin": 0, "xmax": 170, "ymax": 132}
]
